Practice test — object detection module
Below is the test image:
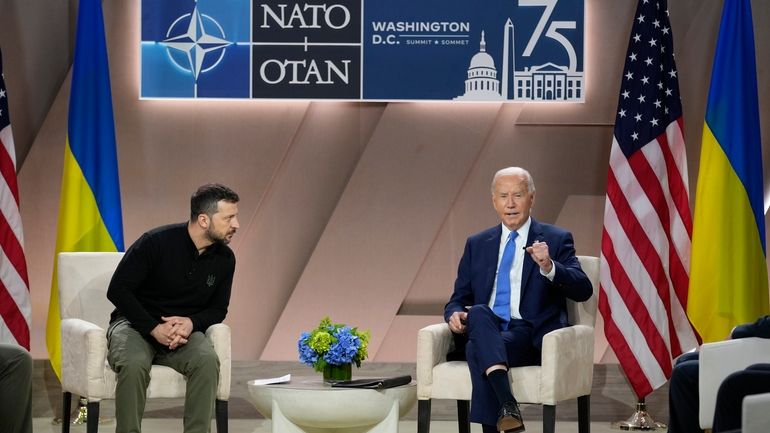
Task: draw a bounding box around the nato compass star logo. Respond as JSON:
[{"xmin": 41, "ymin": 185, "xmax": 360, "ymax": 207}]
[{"xmin": 161, "ymin": 5, "xmax": 231, "ymax": 81}]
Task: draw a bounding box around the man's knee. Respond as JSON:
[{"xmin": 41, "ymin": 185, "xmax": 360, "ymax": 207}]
[
  {"xmin": 746, "ymin": 363, "xmax": 770, "ymax": 372},
  {"xmin": 467, "ymin": 305, "xmax": 494, "ymax": 327},
  {"xmin": 0, "ymin": 345, "xmax": 31, "ymax": 378},
  {"xmin": 718, "ymin": 371, "xmax": 744, "ymax": 398},
  {"xmin": 12, "ymin": 347, "xmax": 32, "ymax": 375},
  {"xmin": 675, "ymin": 351, "xmax": 699, "ymax": 365},
  {"xmin": 186, "ymin": 335, "xmax": 219, "ymax": 374},
  {"xmin": 191, "ymin": 347, "xmax": 219, "ymax": 374},
  {"xmin": 111, "ymin": 348, "xmax": 152, "ymax": 379},
  {"xmin": 670, "ymin": 359, "xmax": 699, "ymax": 390}
]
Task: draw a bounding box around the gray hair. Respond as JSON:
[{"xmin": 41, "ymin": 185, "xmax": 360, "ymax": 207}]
[{"xmin": 490, "ymin": 167, "xmax": 535, "ymax": 194}]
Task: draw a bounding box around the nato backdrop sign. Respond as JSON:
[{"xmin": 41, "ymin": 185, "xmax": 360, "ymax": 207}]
[{"xmin": 140, "ymin": 0, "xmax": 584, "ymax": 101}]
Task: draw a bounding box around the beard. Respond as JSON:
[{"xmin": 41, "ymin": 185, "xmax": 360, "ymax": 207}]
[{"xmin": 206, "ymin": 226, "xmax": 235, "ymax": 245}]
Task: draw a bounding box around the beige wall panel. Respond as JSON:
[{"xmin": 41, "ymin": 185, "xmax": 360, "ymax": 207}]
[
  {"xmin": 554, "ymin": 194, "xmax": 606, "ymax": 363},
  {"xmin": 0, "ymin": 0, "xmax": 72, "ymax": 165},
  {"xmin": 396, "ymin": 214, "xmax": 460, "ymax": 317},
  {"xmin": 670, "ymin": 0, "xmax": 722, "ymax": 191},
  {"xmin": 231, "ymin": 102, "xmax": 386, "ymax": 359},
  {"xmin": 375, "ymin": 315, "xmax": 444, "ymax": 363},
  {"xmin": 261, "ymin": 103, "xmax": 504, "ymax": 360},
  {"xmin": 554, "ymin": 195, "xmax": 604, "ymax": 258},
  {"xmin": 17, "ymin": 78, "xmax": 70, "ymax": 358}
]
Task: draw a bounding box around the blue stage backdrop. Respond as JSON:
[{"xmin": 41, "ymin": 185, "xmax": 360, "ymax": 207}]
[{"xmin": 140, "ymin": 0, "xmax": 584, "ymax": 101}]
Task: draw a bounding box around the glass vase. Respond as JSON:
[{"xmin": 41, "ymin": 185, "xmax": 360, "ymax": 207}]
[{"xmin": 323, "ymin": 363, "xmax": 352, "ymax": 383}]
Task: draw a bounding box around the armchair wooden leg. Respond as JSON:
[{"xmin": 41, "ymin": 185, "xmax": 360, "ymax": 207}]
[
  {"xmin": 578, "ymin": 395, "xmax": 590, "ymax": 433},
  {"xmin": 542, "ymin": 404, "xmax": 556, "ymax": 433},
  {"xmin": 61, "ymin": 392, "xmax": 72, "ymax": 433},
  {"xmin": 86, "ymin": 401, "xmax": 99, "ymax": 433},
  {"xmin": 216, "ymin": 399, "xmax": 228, "ymax": 433},
  {"xmin": 457, "ymin": 400, "xmax": 471, "ymax": 433},
  {"xmin": 417, "ymin": 400, "xmax": 431, "ymax": 433}
]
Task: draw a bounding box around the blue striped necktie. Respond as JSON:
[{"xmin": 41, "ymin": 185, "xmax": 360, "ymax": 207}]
[{"xmin": 493, "ymin": 231, "xmax": 518, "ymax": 329}]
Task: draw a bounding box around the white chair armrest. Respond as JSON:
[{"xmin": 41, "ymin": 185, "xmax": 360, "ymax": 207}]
[
  {"xmin": 61, "ymin": 318, "xmax": 108, "ymax": 399},
  {"xmin": 539, "ymin": 324, "xmax": 594, "ymax": 403},
  {"xmin": 416, "ymin": 323, "xmax": 453, "ymax": 399},
  {"xmin": 699, "ymin": 337, "xmax": 770, "ymax": 429},
  {"xmin": 206, "ymin": 323, "xmax": 231, "ymax": 400},
  {"xmin": 743, "ymin": 392, "xmax": 770, "ymax": 433}
]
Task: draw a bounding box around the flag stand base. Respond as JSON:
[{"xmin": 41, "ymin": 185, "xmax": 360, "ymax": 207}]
[
  {"xmin": 612, "ymin": 400, "xmax": 666, "ymax": 430},
  {"xmin": 50, "ymin": 397, "xmax": 113, "ymax": 425},
  {"xmin": 71, "ymin": 398, "xmax": 89, "ymax": 425}
]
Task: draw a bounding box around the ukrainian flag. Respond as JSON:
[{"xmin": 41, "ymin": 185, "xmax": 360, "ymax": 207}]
[
  {"xmin": 46, "ymin": 0, "xmax": 124, "ymax": 379},
  {"xmin": 688, "ymin": 0, "xmax": 768, "ymax": 343}
]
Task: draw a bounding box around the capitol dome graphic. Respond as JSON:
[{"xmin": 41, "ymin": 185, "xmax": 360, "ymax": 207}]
[{"xmin": 454, "ymin": 31, "xmax": 503, "ymax": 101}]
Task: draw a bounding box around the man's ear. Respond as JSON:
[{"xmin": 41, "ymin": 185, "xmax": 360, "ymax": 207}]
[{"xmin": 197, "ymin": 213, "xmax": 209, "ymax": 228}]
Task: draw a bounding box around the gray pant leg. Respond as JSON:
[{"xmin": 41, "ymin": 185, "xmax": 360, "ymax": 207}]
[
  {"xmin": 155, "ymin": 332, "xmax": 219, "ymax": 433},
  {"xmin": 107, "ymin": 319, "xmax": 155, "ymax": 433},
  {"xmin": 0, "ymin": 343, "xmax": 32, "ymax": 433}
]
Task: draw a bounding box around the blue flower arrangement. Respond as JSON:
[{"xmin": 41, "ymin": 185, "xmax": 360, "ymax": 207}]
[{"xmin": 298, "ymin": 317, "xmax": 370, "ymax": 372}]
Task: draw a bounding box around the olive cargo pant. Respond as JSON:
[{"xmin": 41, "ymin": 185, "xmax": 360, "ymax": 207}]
[{"xmin": 107, "ymin": 319, "xmax": 219, "ymax": 433}]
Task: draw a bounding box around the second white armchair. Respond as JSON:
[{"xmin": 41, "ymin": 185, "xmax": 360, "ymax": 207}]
[{"xmin": 416, "ymin": 255, "xmax": 600, "ymax": 433}]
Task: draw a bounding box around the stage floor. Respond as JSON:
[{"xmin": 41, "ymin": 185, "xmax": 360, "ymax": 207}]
[
  {"xmin": 32, "ymin": 360, "xmax": 670, "ymax": 427},
  {"xmin": 33, "ymin": 418, "xmax": 627, "ymax": 433}
]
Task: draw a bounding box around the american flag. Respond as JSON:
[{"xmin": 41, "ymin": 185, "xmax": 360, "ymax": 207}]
[
  {"xmin": 0, "ymin": 47, "xmax": 31, "ymax": 349},
  {"xmin": 598, "ymin": 0, "xmax": 698, "ymax": 398}
]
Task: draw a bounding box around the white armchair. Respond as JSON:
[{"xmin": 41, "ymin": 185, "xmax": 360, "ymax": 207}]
[
  {"xmin": 57, "ymin": 252, "xmax": 231, "ymax": 433},
  {"xmin": 743, "ymin": 392, "xmax": 770, "ymax": 433},
  {"xmin": 416, "ymin": 255, "xmax": 599, "ymax": 433},
  {"xmin": 698, "ymin": 336, "xmax": 770, "ymax": 430}
]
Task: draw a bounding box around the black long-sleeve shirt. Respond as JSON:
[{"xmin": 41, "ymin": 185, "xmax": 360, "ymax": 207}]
[{"xmin": 107, "ymin": 222, "xmax": 236, "ymax": 337}]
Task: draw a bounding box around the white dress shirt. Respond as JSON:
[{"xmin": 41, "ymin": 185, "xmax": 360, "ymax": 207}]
[{"xmin": 488, "ymin": 218, "xmax": 555, "ymax": 320}]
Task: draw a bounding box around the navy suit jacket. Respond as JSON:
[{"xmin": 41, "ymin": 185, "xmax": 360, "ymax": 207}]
[{"xmin": 444, "ymin": 219, "xmax": 593, "ymax": 349}]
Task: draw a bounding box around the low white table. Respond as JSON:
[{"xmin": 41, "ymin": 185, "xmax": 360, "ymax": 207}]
[{"xmin": 247, "ymin": 376, "xmax": 417, "ymax": 433}]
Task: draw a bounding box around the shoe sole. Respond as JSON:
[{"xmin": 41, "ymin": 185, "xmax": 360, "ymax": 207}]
[{"xmin": 497, "ymin": 417, "xmax": 525, "ymax": 433}]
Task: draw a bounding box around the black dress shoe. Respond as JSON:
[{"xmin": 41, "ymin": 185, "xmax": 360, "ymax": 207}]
[{"xmin": 496, "ymin": 401, "xmax": 525, "ymax": 433}]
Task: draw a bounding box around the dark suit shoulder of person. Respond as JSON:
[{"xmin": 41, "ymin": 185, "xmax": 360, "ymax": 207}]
[
  {"xmin": 467, "ymin": 225, "xmax": 501, "ymax": 243},
  {"xmin": 731, "ymin": 315, "xmax": 770, "ymax": 339}
]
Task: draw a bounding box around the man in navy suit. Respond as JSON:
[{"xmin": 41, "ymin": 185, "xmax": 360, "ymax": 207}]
[{"xmin": 445, "ymin": 167, "xmax": 593, "ymax": 433}]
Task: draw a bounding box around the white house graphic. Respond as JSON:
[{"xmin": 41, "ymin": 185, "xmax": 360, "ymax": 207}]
[{"xmin": 455, "ymin": 19, "xmax": 584, "ymax": 101}]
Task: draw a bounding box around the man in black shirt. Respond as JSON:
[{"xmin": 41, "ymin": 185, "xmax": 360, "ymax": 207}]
[{"xmin": 107, "ymin": 183, "xmax": 239, "ymax": 433}]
